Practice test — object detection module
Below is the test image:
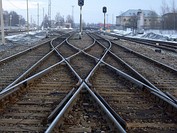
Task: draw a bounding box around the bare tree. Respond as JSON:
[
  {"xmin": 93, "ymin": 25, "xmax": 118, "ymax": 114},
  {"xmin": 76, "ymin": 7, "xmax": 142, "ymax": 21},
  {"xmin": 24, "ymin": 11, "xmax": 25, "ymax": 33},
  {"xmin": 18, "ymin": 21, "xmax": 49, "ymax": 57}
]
[
  {"xmin": 161, "ymin": 0, "xmax": 177, "ymax": 30},
  {"xmin": 66, "ymin": 15, "xmax": 74, "ymax": 27},
  {"xmin": 149, "ymin": 11, "xmax": 160, "ymax": 29},
  {"xmin": 171, "ymin": 0, "xmax": 177, "ymax": 30},
  {"xmin": 55, "ymin": 13, "xmax": 64, "ymax": 27},
  {"xmin": 42, "ymin": 15, "xmax": 50, "ymax": 28},
  {"xmin": 171, "ymin": 0, "xmax": 177, "ymax": 13},
  {"xmin": 161, "ymin": 0, "xmax": 170, "ymax": 15}
]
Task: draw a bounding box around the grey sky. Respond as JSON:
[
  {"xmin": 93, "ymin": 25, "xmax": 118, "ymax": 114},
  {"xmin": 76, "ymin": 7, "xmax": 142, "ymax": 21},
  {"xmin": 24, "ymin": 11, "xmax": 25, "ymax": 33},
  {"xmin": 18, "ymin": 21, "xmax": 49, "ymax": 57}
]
[{"xmin": 2, "ymin": 0, "xmax": 176, "ymax": 24}]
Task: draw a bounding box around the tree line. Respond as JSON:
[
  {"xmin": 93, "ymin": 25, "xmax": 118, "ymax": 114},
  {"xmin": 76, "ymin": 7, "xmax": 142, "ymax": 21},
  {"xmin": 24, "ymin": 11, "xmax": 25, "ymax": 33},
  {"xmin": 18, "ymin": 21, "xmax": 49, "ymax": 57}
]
[
  {"xmin": 42, "ymin": 13, "xmax": 74, "ymax": 28},
  {"xmin": 1, "ymin": 11, "xmax": 26, "ymax": 27},
  {"xmin": 161, "ymin": 0, "xmax": 177, "ymax": 30}
]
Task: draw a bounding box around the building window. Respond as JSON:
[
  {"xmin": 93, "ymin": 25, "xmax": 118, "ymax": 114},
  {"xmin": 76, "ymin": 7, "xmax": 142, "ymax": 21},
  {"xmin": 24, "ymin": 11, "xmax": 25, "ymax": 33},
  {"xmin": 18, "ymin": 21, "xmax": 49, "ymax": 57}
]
[{"xmin": 124, "ymin": 19, "xmax": 126, "ymax": 21}]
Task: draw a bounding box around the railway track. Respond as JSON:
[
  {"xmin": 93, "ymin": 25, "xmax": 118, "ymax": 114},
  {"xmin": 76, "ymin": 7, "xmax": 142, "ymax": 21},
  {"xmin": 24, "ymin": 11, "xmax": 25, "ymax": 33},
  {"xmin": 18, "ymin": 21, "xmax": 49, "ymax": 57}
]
[
  {"xmin": 109, "ymin": 40, "xmax": 177, "ymax": 98},
  {"xmin": 68, "ymin": 32, "xmax": 94, "ymax": 50},
  {"xmin": 0, "ymin": 31, "xmax": 176, "ymax": 132},
  {"xmin": 0, "ymin": 32, "xmax": 79, "ymax": 132},
  {"xmin": 92, "ymin": 33, "xmax": 177, "ymax": 98},
  {"xmin": 0, "ymin": 64, "xmax": 78, "ymax": 132},
  {"xmin": 89, "ymin": 65, "xmax": 177, "ymax": 132},
  {"xmin": 0, "ymin": 41, "xmax": 51, "ymax": 91},
  {"xmin": 112, "ymin": 39, "xmax": 177, "ymax": 70},
  {"xmin": 108, "ymin": 33, "xmax": 177, "ymax": 53},
  {"xmin": 46, "ymin": 32, "xmax": 176, "ymax": 132},
  {"xmin": 104, "ymin": 33, "xmax": 177, "ymax": 70},
  {"xmin": 0, "ymin": 32, "xmax": 73, "ymax": 92}
]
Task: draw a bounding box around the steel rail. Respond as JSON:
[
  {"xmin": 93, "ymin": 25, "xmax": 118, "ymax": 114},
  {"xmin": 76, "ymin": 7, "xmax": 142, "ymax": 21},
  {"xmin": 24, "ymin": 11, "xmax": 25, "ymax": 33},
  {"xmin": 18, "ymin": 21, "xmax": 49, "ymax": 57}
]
[
  {"xmin": 93, "ymin": 89, "xmax": 126, "ymax": 129},
  {"xmin": 45, "ymin": 82, "xmax": 126, "ymax": 133},
  {"xmin": 66, "ymin": 37, "xmax": 82, "ymax": 51},
  {"xmin": 85, "ymin": 33, "xmax": 112, "ymax": 83},
  {"xmin": 47, "ymin": 87, "xmax": 76, "ymax": 123},
  {"xmin": 54, "ymin": 47, "xmax": 82, "ymax": 84},
  {"xmin": 105, "ymin": 50, "xmax": 177, "ymax": 104},
  {"xmin": 66, "ymin": 34, "xmax": 97, "ymax": 61},
  {"xmin": 113, "ymin": 40, "xmax": 177, "ymax": 74},
  {"xmin": 93, "ymin": 32, "xmax": 177, "ymax": 103},
  {"xmin": 103, "ymin": 61, "xmax": 176, "ymax": 104},
  {"xmin": 2, "ymin": 34, "xmax": 70, "ymax": 92},
  {"xmin": 51, "ymin": 37, "xmax": 83, "ymax": 84},
  {"xmin": 45, "ymin": 32, "xmax": 126, "ymax": 132},
  {"xmin": 107, "ymin": 32, "xmax": 177, "ymax": 46},
  {"xmin": 0, "ymin": 30, "xmax": 72, "ymax": 63},
  {"xmin": 0, "ymin": 59, "xmax": 64, "ymax": 96},
  {"xmin": 2, "ymin": 32, "xmax": 125, "ymax": 133},
  {"xmin": 108, "ymin": 50, "xmax": 160, "ymax": 91},
  {"xmin": 3, "ymin": 51, "xmax": 54, "ymax": 91},
  {"xmin": 131, "ymin": 39, "xmax": 177, "ymax": 53},
  {"xmin": 103, "ymin": 61, "xmax": 177, "ymax": 113},
  {"xmin": 0, "ymin": 38, "xmax": 52, "ymax": 64},
  {"xmin": 46, "ymin": 32, "xmax": 177, "ymax": 133},
  {"xmin": 45, "ymin": 82, "xmax": 84, "ymax": 133},
  {"xmin": 82, "ymin": 50, "xmax": 100, "ymax": 61},
  {"xmin": 84, "ymin": 83, "xmax": 126, "ymax": 133},
  {"xmin": 117, "ymin": 36, "xmax": 177, "ymax": 53}
]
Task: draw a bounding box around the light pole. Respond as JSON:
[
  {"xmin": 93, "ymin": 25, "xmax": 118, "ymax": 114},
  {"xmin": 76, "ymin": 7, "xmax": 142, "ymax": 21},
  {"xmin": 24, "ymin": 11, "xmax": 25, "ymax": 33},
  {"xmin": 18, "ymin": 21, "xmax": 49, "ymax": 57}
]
[
  {"xmin": 80, "ymin": 6, "xmax": 82, "ymax": 34},
  {"xmin": 107, "ymin": 14, "xmax": 108, "ymax": 29},
  {"xmin": 27, "ymin": 0, "xmax": 29, "ymax": 33},
  {"xmin": 10, "ymin": 15, "xmax": 12, "ymax": 31},
  {"xmin": 72, "ymin": 5, "xmax": 74, "ymax": 28},
  {"xmin": 19, "ymin": 15, "xmax": 21, "ymax": 31},
  {"xmin": 0, "ymin": 0, "xmax": 5, "ymax": 44},
  {"xmin": 78, "ymin": 0, "xmax": 84, "ymax": 38},
  {"xmin": 37, "ymin": 3, "xmax": 39, "ymax": 30}
]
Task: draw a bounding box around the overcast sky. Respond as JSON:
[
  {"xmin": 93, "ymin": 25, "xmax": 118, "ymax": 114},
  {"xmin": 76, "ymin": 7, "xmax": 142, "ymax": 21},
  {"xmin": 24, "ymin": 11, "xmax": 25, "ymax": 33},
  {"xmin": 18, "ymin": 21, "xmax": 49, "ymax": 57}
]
[{"xmin": 2, "ymin": 0, "xmax": 176, "ymax": 24}]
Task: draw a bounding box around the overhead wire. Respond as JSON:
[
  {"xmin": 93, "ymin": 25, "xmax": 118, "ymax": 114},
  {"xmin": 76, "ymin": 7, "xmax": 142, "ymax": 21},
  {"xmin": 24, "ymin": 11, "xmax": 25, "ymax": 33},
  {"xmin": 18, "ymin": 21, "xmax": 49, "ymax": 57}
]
[{"xmin": 6, "ymin": 0, "xmax": 24, "ymax": 10}]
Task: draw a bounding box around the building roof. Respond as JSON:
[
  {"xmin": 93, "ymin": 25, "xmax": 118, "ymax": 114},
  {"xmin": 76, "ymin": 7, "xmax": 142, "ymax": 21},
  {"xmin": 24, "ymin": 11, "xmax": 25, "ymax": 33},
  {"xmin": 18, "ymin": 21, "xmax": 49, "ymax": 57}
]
[
  {"xmin": 162, "ymin": 12, "xmax": 177, "ymax": 17},
  {"xmin": 118, "ymin": 9, "xmax": 159, "ymax": 17}
]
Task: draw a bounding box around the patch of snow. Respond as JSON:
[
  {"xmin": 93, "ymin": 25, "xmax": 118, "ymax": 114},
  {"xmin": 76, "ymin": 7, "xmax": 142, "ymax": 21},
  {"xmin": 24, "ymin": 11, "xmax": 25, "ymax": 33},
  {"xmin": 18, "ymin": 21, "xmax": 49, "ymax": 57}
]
[
  {"xmin": 112, "ymin": 29, "xmax": 132, "ymax": 36},
  {"xmin": 141, "ymin": 30, "xmax": 177, "ymax": 42},
  {"xmin": 141, "ymin": 32, "xmax": 169, "ymax": 41},
  {"xmin": 5, "ymin": 30, "xmax": 47, "ymax": 44},
  {"xmin": 111, "ymin": 29, "xmax": 177, "ymax": 42}
]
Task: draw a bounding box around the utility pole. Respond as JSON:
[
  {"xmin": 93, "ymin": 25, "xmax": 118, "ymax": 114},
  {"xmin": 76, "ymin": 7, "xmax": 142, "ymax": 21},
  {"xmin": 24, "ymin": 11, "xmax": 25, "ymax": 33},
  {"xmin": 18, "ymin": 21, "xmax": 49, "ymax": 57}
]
[
  {"xmin": 0, "ymin": 0, "xmax": 5, "ymax": 44},
  {"xmin": 43, "ymin": 8, "xmax": 44, "ymax": 21},
  {"xmin": 10, "ymin": 15, "xmax": 12, "ymax": 31},
  {"xmin": 27, "ymin": 0, "xmax": 29, "ymax": 33},
  {"xmin": 80, "ymin": 6, "xmax": 82, "ymax": 33},
  {"xmin": 107, "ymin": 14, "xmax": 108, "ymax": 29},
  {"xmin": 37, "ymin": 3, "xmax": 39, "ymax": 30},
  {"xmin": 72, "ymin": 5, "xmax": 74, "ymax": 28},
  {"xmin": 112, "ymin": 14, "xmax": 114, "ymax": 25},
  {"xmin": 48, "ymin": 0, "xmax": 51, "ymax": 28},
  {"xmin": 30, "ymin": 15, "xmax": 32, "ymax": 26},
  {"xmin": 19, "ymin": 15, "xmax": 21, "ymax": 30}
]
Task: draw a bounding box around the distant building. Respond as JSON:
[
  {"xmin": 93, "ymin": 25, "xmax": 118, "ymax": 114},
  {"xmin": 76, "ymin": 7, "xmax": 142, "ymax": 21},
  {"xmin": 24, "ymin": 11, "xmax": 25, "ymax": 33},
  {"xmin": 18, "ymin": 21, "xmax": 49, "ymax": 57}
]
[
  {"xmin": 162, "ymin": 13, "xmax": 177, "ymax": 30},
  {"xmin": 116, "ymin": 9, "xmax": 161, "ymax": 30}
]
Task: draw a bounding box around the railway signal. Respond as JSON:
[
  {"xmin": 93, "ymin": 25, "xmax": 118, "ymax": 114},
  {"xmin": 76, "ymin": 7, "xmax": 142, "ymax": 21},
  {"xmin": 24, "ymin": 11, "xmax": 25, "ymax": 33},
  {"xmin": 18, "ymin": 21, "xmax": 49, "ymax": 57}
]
[
  {"xmin": 103, "ymin": 6, "xmax": 107, "ymax": 32},
  {"xmin": 78, "ymin": 0, "xmax": 84, "ymax": 6},
  {"xmin": 103, "ymin": 6, "xmax": 107, "ymax": 13},
  {"xmin": 78, "ymin": 0, "xmax": 84, "ymax": 38}
]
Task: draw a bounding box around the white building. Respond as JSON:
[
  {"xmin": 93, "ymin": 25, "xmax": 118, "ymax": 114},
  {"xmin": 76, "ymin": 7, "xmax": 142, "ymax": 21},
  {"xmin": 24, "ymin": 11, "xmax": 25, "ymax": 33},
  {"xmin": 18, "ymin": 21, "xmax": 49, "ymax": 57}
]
[{"xmin": 116, "ymin": 9, "xmax": 161, "ymax": 30}]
